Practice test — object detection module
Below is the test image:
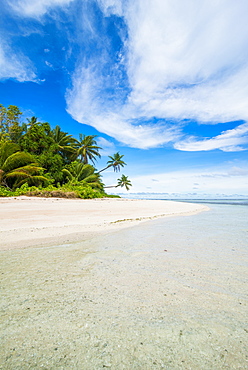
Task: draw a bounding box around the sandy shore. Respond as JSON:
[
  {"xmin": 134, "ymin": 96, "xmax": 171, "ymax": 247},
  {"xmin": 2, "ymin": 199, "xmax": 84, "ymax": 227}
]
[{"xmin": 0, "ymin": 196, "xmax": 208, "ymax": 250}]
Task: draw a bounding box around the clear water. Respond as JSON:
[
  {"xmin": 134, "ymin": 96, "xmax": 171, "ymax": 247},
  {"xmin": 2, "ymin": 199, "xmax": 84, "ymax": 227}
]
[
  {"xmin": 1, "ymin": 201, "xmax": 248, "ymax": 369},
  {"xmin": 79, "ymin": 201, "xmax": 248, "ymax": 368}
]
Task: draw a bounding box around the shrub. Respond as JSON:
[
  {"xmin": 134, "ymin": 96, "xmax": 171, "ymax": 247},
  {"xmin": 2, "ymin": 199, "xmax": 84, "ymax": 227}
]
[{"xmin": 0, "ymin": 182, "xmax": 117, "ymax": 199}]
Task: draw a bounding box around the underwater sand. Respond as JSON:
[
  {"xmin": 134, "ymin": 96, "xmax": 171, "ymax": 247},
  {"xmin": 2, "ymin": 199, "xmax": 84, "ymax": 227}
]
[{"xmin": 1, "ymin": 202, "xmax": 248, "ymax": 369}]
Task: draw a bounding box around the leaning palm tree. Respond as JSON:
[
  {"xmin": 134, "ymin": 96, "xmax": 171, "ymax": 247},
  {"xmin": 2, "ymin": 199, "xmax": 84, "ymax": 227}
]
[
  {"xmin": 116, "ymin": 174, "xmax": 132, "ymax": 190},
  {"xmin": 74, "ymin": 134, "xmax": 102, "ymax": 164},
  {"xmin": 98, "ymin": 152, "xmax": 126, "ymax": 173},
  {"xmin": 0, "ymin": 142, "xmax": 48, "ymax": 189},
  {"xmin": 104, "ymin": 174, "xmax": 132, "ymax": 191}
]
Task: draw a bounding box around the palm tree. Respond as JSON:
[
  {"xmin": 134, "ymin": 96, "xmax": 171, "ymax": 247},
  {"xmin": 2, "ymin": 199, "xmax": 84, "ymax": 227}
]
[
  {"xmin": 21, "ymin": 116, "xmax": 38, "ymax": 136},
  {"xmin": 62, "ymin": 162, "xmax": 103, "ymax": 190},
  {"xmin": 50, "ymin": 125, "xmax": 77, "ymax": 159},
  {"xmin": 0, "ymin": 142, "xmax": 48, "ymax": 189},
  {"xmin": 98, "ymin": 152, "xmax": 126, "ymax": 173},
  {"xmin": 27, "ymin": 116, "xmax": 38, "ymax": 126},
  {"xmin": 104, "ymin": 174, "xmax": 132, "ymax": 191},
  {"xmin": 116, "ymin": 174, "xmax": 132, "ymax": 190},
  {"xmin": 74, "ymin": 134, "xmax": 102, "ymax": 164}
]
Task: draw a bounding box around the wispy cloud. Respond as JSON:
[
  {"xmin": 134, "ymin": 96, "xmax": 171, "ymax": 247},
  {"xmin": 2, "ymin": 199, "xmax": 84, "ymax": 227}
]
[
  {"xmin": 0, "ymin": 41, "xmax": 36, "ymax": 82},
  {"xmin": 7, "ymin": 0, "xmax": 73, "ymax": 17},
  {"xmin": 174, "ymin": 122, "xmax": 248, "ymax": 152},
  {"xmin": 1, "ymin": 0, "xmax": 71, "ymax": 82},
  {"xmin": 97, "ymin": 137, "xmax": 116, "ymax": 156},
  {"xmin": 65, "ymin": 0, "xmax": 248, "ymax": 150},
  {"xmin": 199, "ymin": 166, "xmax": 248, "ymax": 178},
  {"xmin": 97, "ymin": 0, "xmax": 123, "ymax": 16},
  {"xmin": 3, "ymin": 0, "xmax": 248, "ymax": 151}
]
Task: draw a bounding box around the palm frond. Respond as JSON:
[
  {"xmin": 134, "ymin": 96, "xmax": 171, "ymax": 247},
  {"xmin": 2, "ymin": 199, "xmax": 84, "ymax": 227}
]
[
  {"xmin": 14, "ymin": 175, "xmax": 49, "ymax": 189},
  {"xmin": 0, "ymin": 142, "xmax": 20, "ymax": 167},
  {"xmin": 2, "ymin": 152, "xmax": 35, "ymax": 172},
  {"xmin": 62, "ymin": 168, "xmax": 73, "ymax": 181}
]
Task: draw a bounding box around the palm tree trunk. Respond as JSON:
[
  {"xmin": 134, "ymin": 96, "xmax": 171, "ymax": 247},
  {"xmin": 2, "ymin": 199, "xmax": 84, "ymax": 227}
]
[
  {"xmin": 98, "ymin": 164, "xmax": 112, "ymax": 174},
  {"xmin": 103, "ymin": 185, "xmax": 118, "ymax": 188}
]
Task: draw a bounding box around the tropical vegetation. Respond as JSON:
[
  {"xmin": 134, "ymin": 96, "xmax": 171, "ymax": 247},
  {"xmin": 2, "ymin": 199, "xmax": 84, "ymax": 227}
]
[{"xmin": 0, "ymin": 104, "xmax": 132, "ymax": 198}]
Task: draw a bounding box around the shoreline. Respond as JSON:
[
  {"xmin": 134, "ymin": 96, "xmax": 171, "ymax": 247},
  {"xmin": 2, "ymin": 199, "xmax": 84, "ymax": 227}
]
[{"xmin": 0, "ymin": 196, "xmax": 209, "ymax": 250}]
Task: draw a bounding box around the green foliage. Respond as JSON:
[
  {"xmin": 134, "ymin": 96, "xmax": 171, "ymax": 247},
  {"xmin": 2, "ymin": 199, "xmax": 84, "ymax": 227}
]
[
  {"xmin": 0, "ymin": 141, "xmax": 49, "ymax": 189},
  {"xmin": 0, "ymin": 142, "xmax": 20, "ymax": 167},
  {"xmin": 20, "ymin": 121, "xmax": 53, "ymax": 155},
  {"xmin": 0, "ymin": 103, "xmax": 132, "ymax": 198},
  {"xmin": 0, "ymin": 183, "xmax": 34, "ymax": 197},
  {"xmin": 50, "ymin": 125, "xmax": 77, "ymax": 162},
  {"xmin": 19, "ymin": 120, "xmax": 65, "ymax": 182},
  {"xmin": 104, "ymin": 194, "xmax": 121, "ymax": 198},
  {"xmin": 0, "ymin": 182, "xmax": 106, "ymax": 199},
  {"xmin": 74, "ymin": 134, "xmax": 102, "ymax": 164},
  {"xmin": 62, "ymin": 161, "xmax": 104, "ymax": 190},
  {"xmin": 37, "ymin": 151, "xmax": 64, "ymax": 183},
  {"xmin": 108, "ymin": 152, "xmax": 126, "ymax": 172},
  {"xmin": 25, "ymin": 183, "xmax": 105, "ymax": 199},
  {"xmin": 0, "ymin": 104, "xmax": 24, "ymax": 143}
]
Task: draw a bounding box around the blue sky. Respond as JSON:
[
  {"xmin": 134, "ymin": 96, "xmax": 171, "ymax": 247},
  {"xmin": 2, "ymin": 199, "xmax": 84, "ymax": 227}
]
[{"xmin": 1, "ymin": 0, "xmax": 248, "ymax": 197}]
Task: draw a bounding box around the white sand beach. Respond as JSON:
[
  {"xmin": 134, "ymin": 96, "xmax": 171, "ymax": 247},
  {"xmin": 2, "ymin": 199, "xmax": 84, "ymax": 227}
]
[{"xmin": 0, "ymin": 196, "xmax": 208, "ymax": 250}]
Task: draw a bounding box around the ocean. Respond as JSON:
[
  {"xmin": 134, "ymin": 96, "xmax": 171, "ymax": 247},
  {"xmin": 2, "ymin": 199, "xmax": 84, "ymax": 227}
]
[{"xmin": 172, "ymin": 198, "xmax": 248, "ymax": 206}]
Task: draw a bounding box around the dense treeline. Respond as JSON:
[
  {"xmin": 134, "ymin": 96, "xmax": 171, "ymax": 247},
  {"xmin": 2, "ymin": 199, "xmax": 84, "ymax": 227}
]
[{"xmin": 0, "ymin": 104, "xmax": 131, "ymax": 198}]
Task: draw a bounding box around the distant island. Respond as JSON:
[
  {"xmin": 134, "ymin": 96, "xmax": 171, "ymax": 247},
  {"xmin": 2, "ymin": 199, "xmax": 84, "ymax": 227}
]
[{"xmin": 0, "ymin": 104, "xmax": 132, "ymax": 198}]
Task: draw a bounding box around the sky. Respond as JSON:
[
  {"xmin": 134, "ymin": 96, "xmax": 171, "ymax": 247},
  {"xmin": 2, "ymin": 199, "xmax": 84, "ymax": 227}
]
[{"xmin": 1, "ymin": 0, "xmax": 248, "ymax": 197}]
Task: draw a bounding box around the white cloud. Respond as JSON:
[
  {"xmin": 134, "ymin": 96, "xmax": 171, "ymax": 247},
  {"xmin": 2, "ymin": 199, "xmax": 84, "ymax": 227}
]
[
  {"xmin": 1, "ymin": 0, "xmax": 72, "ymax": 82},
  {"xmin": 66, "ymin": 65, "xmax": 182, "ymax": 148},
  {"xmin": 125, "ymin": 0, "xmax": 248, "ymax": 123},
  {"xmin": 0, "ymin": 42, "xmax": 36, "ymax": 82},
  {"xmin": 4, "ymin": 0, "xmax": 248, "ymax": 151},
  {"xmin": 66, "ymin": 0, "xmax": 248, "ymax": 150},
  {"xmin": 174, "ymin": 122, "xmax": 248, "ymax": 152},
  {"xmin": 97, "ymin": 0, "xmax": 123, "ymax": 16},
  {"xmin": 7, "ymin": 0, "xmax": 74, "ymax": 17},
  {"xmin": 45, "ymin": 60, "xmax": 53, "ymax": 68}
]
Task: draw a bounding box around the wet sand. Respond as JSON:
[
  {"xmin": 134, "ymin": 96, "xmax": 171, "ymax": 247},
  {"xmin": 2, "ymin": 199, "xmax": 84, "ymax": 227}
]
[{"xmin": 0, "ymin": 196, "xmax": 207, "ymax": 250}]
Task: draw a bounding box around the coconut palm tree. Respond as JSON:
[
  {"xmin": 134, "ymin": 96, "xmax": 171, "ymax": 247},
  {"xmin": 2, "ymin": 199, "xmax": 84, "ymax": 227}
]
[
  {"xmin": 0, "ymin": 142, "xmax": 48, "ymax": 189},
  {"xmin": 74, "ymin": 134, "xmax": 102, "ymax": 164},
  {"xmin": 27, "ymin": 116, "xmax": 38, "ymax": 126},
  {"xmin": 116, "ymin": 174, "xmax": 132, "ymax": 190},
  {"xmin": 98, "ymin": 152, "xmax": 126, "ymax": 173},
  {"xmin": 104, "ymin": 174, "xmax": 132, "ymax": 191},
  {"xmin": 50, "ymin": 125, "xmax": 77, "ymax": 160},
  {"xmin": 62, "ymin": 162, "xmax": 103, "ymax": 190}
]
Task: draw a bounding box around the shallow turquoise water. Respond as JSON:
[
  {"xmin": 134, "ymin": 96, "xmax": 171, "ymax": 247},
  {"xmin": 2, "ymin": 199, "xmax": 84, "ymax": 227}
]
[
  {"xmin": 96, "ymin": 202, "xmax": 248, "ymax": 268},
  {"xmin": 79, "ymin": 202, "xmax": 248, "ymax": 368},
  {"xmin": 1, "ymin": 202, "xmax": 247, "ymax": 369}
]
